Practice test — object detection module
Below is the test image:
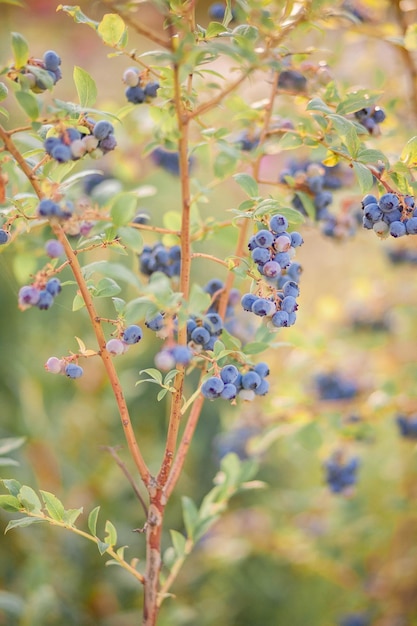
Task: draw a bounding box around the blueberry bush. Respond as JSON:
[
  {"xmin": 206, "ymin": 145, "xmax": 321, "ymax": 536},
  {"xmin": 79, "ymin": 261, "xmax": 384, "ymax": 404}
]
[{"xmin": 1, "ymin": 0, "xmax": 417, "ymax": 624}]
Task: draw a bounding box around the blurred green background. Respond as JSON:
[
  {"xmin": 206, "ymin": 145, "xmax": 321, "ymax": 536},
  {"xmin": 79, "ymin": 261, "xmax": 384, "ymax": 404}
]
[{"xmin": 1, "ymin": 1, "xmax": 417, "ymax": 625}]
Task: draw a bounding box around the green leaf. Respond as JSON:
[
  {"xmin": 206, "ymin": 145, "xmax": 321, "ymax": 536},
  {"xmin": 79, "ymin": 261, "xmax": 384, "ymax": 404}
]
[
  {"xmin": 72, "ymin": 293, "xmax": 85, "ymax": 311},
  {"xmin": 18, "ymin": 486, "xmax": 42, "ymax": 513},
  {"xmin": 243, "ymin": 342, "xmax": 270, "ymax": 355},
  {"xmin": 139, "ymin": 368, "xmax": 163, "ymax": 384},
  {"xmin": 88, "ymin": 505, "xmax": 100, "ymax": 536},
  {"xmin": 117, "ymin": 226, "xmax": 143, "ymax": 253},
  {"xmin": 0, "ymin": 0, "xmax": 25, "ymax": 5},
  {"xmin": 306, "ymin": 97, "xmax": 332, "ymax": 113},
  {"xmin": 2, "ymin": 479, "xmax": 21, "ymax": 497},
  {"xmin": 400, "ymin": 136, "xmax": 417, "ymax": 166},
  {"xmin": 336, "ymin": 91, "xmax": 380, "ymax": 116},
  {"xmin": 0, "ymin": 495, "xmax": 22, "ymax": 512},
  {"xmin": 96, "ymin": 539, "xmax": 110, "ymax": 555},
  {"xmin": 182, "ymin": 496, "xmax": 199, "ymax": 540},
  {"xmin": 188, "ymin": 283, "xmax": 211, "ymax": 315},
  {"xmin": 170, "ymin": 529, "xmax": 187, "ymax": 558},
  {"xmin": 96, "ymin": 277, "xmax": 122, "ymax": 298},
  {"xmin": 214, "ymin": 150, "xmax": 239, "ymax": 179},
  {"xmin": 82, "ymin": 261, "xmax": 142, "ymax": 289},
  {"xmin": 11, "ymin": 32, "xmax": 29, "ymax": 69},
  {"xmin": 5, "ymin": 517, "xmax": 46, "ymax": 533},
  {"xmin": 357, "ymin": 148, "xmax": 388, "ymax": 166},
  {"xmin": 0, "ymin": 458, "xmax": 19, "ymax": 467},
  {"xmin": 278, "ymin": 132, "xmax": 304, "ymax": 150},
  {"xmin": 104, "ymin": 520, "xmax": 117, "ymax": 547},
  {"xmin": 233, "ymin": 173, "xmax": 259, "ymax": 198},
  {"xmin": 40, "ymin": 490, "xmax": 65, "ymax": 522},
  {"xmin": 62, "ymin": 507, "xmax": 83, "ymax": 526},
  {"xmin": 343, "ymin": 125, "xmax": 361, "ymax": 158},
  {"xmin": 110, "ymin": 193, "xmax": 138, "ymax": 227},
  {"xmin": 15, "ymin": 91, "xmax": 39, "ymax": 121},
  {"xmin": 0, "ymin": 83, "xmax": 8, "ymax": 101},
  {"xmin": 56, "ymin": 5, "xmax": 99, "ymax": 29},
  {"xmin": 206, "ymin": 21, "xmax": 228, "ymax": 38},
  {"xmin": 157, "ymin": 388, "xmax": 168, "ymax": 401},
  {"xmin": 73, "ymin": 66, "xmax": 97, "ymax": 108},
  {"xmin": 0, "ymin": 437, "xmax": 25, "ymax": 455},
  {"xmin": 0, "ymin": 105, "xmax": 9, "ymax": 120},
  {"xmin": 98, "ymin": 13, "xmax": 126, "ymax": 46},
  {"xmin": 353, "ymin": 161, "xmax": 374, "ymax": 193}
]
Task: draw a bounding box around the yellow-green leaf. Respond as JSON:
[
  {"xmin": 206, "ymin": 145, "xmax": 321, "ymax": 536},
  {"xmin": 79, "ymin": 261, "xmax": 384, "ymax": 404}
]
[{"xmin": 98, "ymin": 13, "xmax": 126, "ymax": 46}]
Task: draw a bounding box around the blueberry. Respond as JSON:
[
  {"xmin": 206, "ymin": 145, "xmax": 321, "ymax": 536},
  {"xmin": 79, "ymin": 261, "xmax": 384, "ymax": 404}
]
[
  {"xmin": 45, "ymin": 277, "xmax": 62, "ymax": 296},
  {"xmin": 379, "ymin": 193, "xmax": 400, "ymax": 213},
  {"xmin": 123, "ymin": 68, "xmax": 140, "ymax": 87},
  {"xmin": 241, "ymin": 371, "xmax": 262, "ymax": 390},
  {"xmin": 252, "ymin": 298, "xmax": 275, "ymax": 317},
  {"xmin": 125, "ymin": 85, "xmax": 146, "ymax": 104},
  {"xmin": 204, "ymin": 278, "xmax": 224, "ymax": 295},
  {"xmin": 191, "ymin": 326, "xmax": 211, "ymax": 346},
  {"xmin": 43, "ymin": 50, "xmax": 61, "ymax": 71},
  {"xmin": 372, "ymin": 107, "xmax": 386, "ymax": 123},
  {"xmin": 37, "ymin": 289, "xmax": 54, "ymax": 310},
  {"xmin": 106, "ymin": 338, "xmax": 127, "ymax": 355},
  {"xmin": 93, "ymin": 120, "xmax": 114, "ymax": 141},
  {"xmin": 406, "ymin": 217, "xmax": 417, "ymax": 234},
  {"xmin": 154, "ymin": 349, "xmax": 176, "ymax": 370},
  {"xmin": 252, "ymin": 247, "xmax": 271, "ymax": 265},
  {"xmin": 51, "ymin": 143, "xmax": 72, "ymax": 163},
  {"xmin": 65, "ymin": 363, "xmax": 84, "ymax": 379},
  {"xmin": 44, "ymin": 136, "xmax": 61, "ymax": 155},
  {"xmin": 281, "ymin": 295, "xmax": 298, "ymax": 313},
  {"xmin": 0, "ymin": 230, "xmax": 10, "ymax": 244},
  {"xmin": 364, "ymin": 203, "xmax": 382, "ymax": 222},
  {"xmin": 283, "ymin": 280, "xmax": 300, "ymax": 298},
  {"xmin": 122, "ymin": 324, "xmax": 143, "ymax": 344},
  {"xmin": 18, "ymin": 285, "xmax": 40, "ymax": 306},
  {"xmin": 389, "ymin": 220, "xmax": 407, "ymax": 238},
  {"xmin": 221, "ymin": 383, "xmax": 237, "ymax": 400},
  {"xmin": 201, "ymin": 376, "xmax": 224, "ymax": 399},
  {"xmin": 171, "ymin": 345, "xmax": 192, "ymax": 364},
  {"xmin": 254, "ymin": 229, "xmax": 275, "ymax": 248},
  {"xmin": 269, "ymin": 214, "xmax": 289, "ymax": 234},
  {"xmin": 241, "ymin": 293, "xmax": 258, "ymax": 311},
  {"xmin": 45, "ymin": 239, "xmax": 64, "ymax": 259},
  {"xmin": 271, "ymin": 310, "xmax": 289, "ymax": 327},
  {"xmin": 203, "ymin": 313, "xmax": 223, "ymax": 335},
  {"xmin": 45, "ymin": 356, "xmax": 64, "ymax": 374},
  {"xmin": 208, "ymin": 2, "xmax": 227, "ymax": 19},
  {"xmin": 262, "ymin": 260, "xmax": 281, "ymax": 278},
  {"xmin": 145, "ymin": 313, "xmax": 165, "ymax": 331},
  {"xmin": 253, "ymin": 362, "xmax": 270, "ymax": 378},
  {"xmin": 144, "ymin": 81, "xmax": 160, "ymax": 98},
  {"xmin": 361, "ymin": 194, "xmax": 378, "ymax": 207},
  {"xmin": 132, "ymin": 211, "xmax": 150, "ymax": 225},
  {"xmin": 220, "ymin": 364, "xmax": 239, "ymax": 384},
  {"xmin": 37, "ymin": 199, "xmax": 61, "ymax": 218},
  {"xmin": 254, "ymin": 378, "xmax": 270, "ymax": 395},
  {"xmin": 277, "ymin": 70, "xmax": 307, "ymax": 92}
]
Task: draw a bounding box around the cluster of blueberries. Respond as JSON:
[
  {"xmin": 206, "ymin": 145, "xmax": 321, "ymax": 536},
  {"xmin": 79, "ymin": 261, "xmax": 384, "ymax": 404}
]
[
  {"xmin": 36, "ymin": 197, "xmax": 74, "ymax": 221},
  {"xmin": 151, "ymin": 147, "xmax": 195, "ymax": 176},
  {"xmin": 15, "ymin": 49, "xmax": 61, "ymax": 93},
  {"xmin": 45, "ymin": 324, "xmax": 143, "ymax": 379},
  {"xmin": 324, "ymin": 454, "xmax": 360, "ymax": 494},
  {"xmin": 18, "ymin": 277, "xmax": 62, "ymax": 311},
  {"xmin": 386, "ymin": 248, "xmax": 417, "ymax": 265},
  {"xmin": 201, "ymin": 362, "xmax": 270, "ymax": 402},
  {"xmin": 314, "ymin": 372, "xmax": 359, "ymax": 401},
  {"xmin": 396, "ymin": 414, "xmax": 417, "ymax": 439},
  {"xmin": 354, "ymin": 105, "xmax": 386, "ymax": 134},
  {"xmin": 123, "ymin": 67, "xmax": 160, "ymax": 104},
  {"xmin": 139, "ymin": 243, "xmax": 181, "ymax": 278},
  {"xmin": 44, "ymin": 120, "xmax": 117, "ymax": 164},
  {"xmin": 362, "ymin": 192, "xmax": 417, "ymax": 238},
  {"xmin": 242, "ymin": 214, "xmax": 303, "ymax": 328}
]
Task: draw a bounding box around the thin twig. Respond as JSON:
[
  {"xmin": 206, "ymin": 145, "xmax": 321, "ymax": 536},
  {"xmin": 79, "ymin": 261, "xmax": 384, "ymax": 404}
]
[{"xmin": 104, "ymin": 446, "xmax": 149, "ymax": 518}]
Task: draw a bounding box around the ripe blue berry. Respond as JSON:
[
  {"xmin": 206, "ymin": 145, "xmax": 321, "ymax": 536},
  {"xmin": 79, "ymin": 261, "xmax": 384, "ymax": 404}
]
[
  {"xmin": 126, "ymin": 85, "xmax": 146, "ymax": 104},
  {"xmin": 191, "ymin": 326, "xmax": 211, "ymax": 346},
  {"xmin": 18, "ymin": 285, "xmax": 40, "ymax": 306},
  {"xmin": 271, "ymin": 310, "xmax": 289, "ymax": 327},
  {"xmin": 45, "ymin": 239, "xmax": 64, "ymax": 258},
  {"xmin": 145, "ymin": 313, "xmax": 165, "ymax": 331},
  {"xmin": 65, "ymin": 363, "xmax": 84, "ymax": 379},
  {"xmin": 220, "ymin": 364, "xmax": 239, "ymax": 384},
  {"xmin": 269, "ymin": 214, "xmax": 289, "ymax": 234},
  {"xmin": 45, "ymin": 277, "xmax": 62, "ymax": 296},
  {"xmin": 254, "ymin": 229, "xmax": 275, "ymax": 248},
  {"xmin": 221, "ymin": 383, "xmax": 237, "ymax": 400},
  {"xmin": 252, "ymin": 298, "xmax": 275, "ymax": 317},
  {"xmin": 43, "ymin": 50, "xmax": 61, "ymax": 71},
  {"xmin": 51, "ymin": 143, "xmax": 72, "ymax": 163},
  {"xmin": 37, "ymin": 290, "xmax": 54, "ymax": 310},
  {"xmin": 201, "ymin": 376, "xmax": 224, "ymax": 399},
  {"xmin": 253, "ymin": 362, "xmax": 270, "ymax": 378},
  {"xmin": 379, "ymin": 193, "xmax": 400, "ymax": 213},
  {"xmin": 171, "ymin": 345, "xmax": 192, "ymax": 365},
  {"xmin": 0, "ymin": 230, "xmax": 10, "ymax": 244},
  {"xmin": 241, "ymin": 371, "xmax": 262, "ymax": 390},
  {"xmin": 144, "ymin": 82, "xmax": 160, "ymax": 98},
  {"xmin": 122, "ymin": 324, "xmax": 143, "ymax": 344},
  {"xmin": 389, "ymin": 220, "xmax": 407, "ymax": 237},
  {"xmin": 241, "ymin": 293, "xmax": 258, "ymax": 311},
  {"xmin": 93, "ymin": 120, "xmax": 114, "ymax": 141}
]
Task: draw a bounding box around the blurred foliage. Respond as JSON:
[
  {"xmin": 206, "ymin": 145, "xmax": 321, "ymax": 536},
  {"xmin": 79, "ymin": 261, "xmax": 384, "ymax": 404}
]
[{"xmin": 0, "ymin": 0, "xmax": 417, "ymax": 625}]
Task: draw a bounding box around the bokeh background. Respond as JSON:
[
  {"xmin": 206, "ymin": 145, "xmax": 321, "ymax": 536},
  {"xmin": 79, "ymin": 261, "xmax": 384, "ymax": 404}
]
[{"xmin": 1, "ymin": 1, "xmax": 417, "ymax": 625}]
